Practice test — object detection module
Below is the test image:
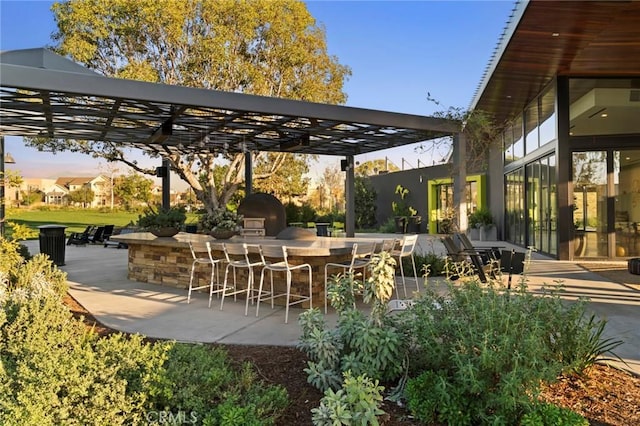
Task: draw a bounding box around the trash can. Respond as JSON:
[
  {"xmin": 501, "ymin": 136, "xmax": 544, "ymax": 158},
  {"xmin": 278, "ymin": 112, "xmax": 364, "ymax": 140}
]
[{"xmin": 39, "ymin": 225, "xmax": 67, "ymax": 266}]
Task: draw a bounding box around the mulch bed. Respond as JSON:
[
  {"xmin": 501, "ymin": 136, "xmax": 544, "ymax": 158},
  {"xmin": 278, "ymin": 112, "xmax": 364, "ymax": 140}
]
[{"xmin": 63, "ymin": 293, "xmax": 640, "ymax": 425}]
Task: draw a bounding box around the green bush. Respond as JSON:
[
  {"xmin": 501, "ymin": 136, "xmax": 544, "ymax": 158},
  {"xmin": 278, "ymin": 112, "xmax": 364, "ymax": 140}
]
[
  {"xmin": 0, "ymin": 294, "xmax": 170, "ymax": 425},
  {"xmin": 311, "ymin": 371, "xmax": 385, "ymax": 426},
  {"xmin": 402, "ymin": 252, "xmax": 446, "ymax": 278},
  {"xmin": 520, "ymin": 402, "xmax": 588, "ymax": 426},
  {"xmin": 299, "ymin": 253, "xmax": 407, "ymax": 395},
  {"xmin": 402, "ymin": 280, "xmax": 622, "ymax": 425},
  {"xmin": 0, "ymin": 239, "xmax": 288, "ymax": 426},
  {"xmin": 149, "ymin": 343, "xmax": 288, "ymax": 424}
]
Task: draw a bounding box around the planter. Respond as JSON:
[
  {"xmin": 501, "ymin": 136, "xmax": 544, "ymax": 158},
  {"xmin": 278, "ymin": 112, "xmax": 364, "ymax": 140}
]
[
  {"xmin": 479, "ymin": 225, "xmax": 497, "ymax": 241},
  {"xmin": 407, "ymin": 215, "xmax": 422, "ymax": 233},
  {"xmin": 394, "ymin": 216, "xmax": 407, "ymax": 234},
  {"xmin": 468, "ymin": 227, "xmax": 480, "ymax": 241},
  {"xmin": 150, "ymin": 227, "xmax": 180, "ymax": 237},
  {"xmin": 210, "ymin": 229, "xmax": 236, "ymax": 240}
]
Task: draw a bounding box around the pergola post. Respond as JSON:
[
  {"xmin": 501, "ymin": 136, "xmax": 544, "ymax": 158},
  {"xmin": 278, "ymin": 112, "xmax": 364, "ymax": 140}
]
[
  {"xmin": 0, "ymin": 136, "xmax": 6, "ymax": 237},
  {"xmin": 244, "ymin": 151, "xmax": 252, "ymax": 196},
  {"xmin": 161, "ymin": 157, "xmax": 171, "ymax": 210},
  {"xmin": 453, "ymin": 132, "xmax": 468, "ymax": 232},
  {"xmin": 344, "ymin": 155, "xmax": 355, "ymax": 237}
]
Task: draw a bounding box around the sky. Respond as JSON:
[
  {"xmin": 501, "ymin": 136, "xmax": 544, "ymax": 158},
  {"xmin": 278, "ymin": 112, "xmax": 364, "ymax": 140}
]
[{"xmin": 0, "ymin": 0, "xmax": 515, "ymax": 189}]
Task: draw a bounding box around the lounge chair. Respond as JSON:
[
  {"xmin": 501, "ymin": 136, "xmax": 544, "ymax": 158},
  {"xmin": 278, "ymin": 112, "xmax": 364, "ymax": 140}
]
[
  {"xmin": 441, "ymin": 235, "xmax": 496, "ymax": 283},
  {"xmin": 103, "ymin": 226, "xmax": 134, "ymax": 249},
  {"xmin": 67, "ymin": 225, "xmax": 95, "ymax": 246},
  {"xmin": 87, "ymin": 226, "xmax": 105, "ymax": 244}
]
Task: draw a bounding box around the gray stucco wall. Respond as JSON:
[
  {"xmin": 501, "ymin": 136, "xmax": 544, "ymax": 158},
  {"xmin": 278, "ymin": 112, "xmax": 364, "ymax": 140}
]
[{"xmin": 369, "ymin": 164, "xmax": 451, "ymax": 233}]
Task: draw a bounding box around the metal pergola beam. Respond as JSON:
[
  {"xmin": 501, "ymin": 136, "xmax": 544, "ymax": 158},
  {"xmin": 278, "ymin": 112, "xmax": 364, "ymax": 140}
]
[{"xmin": 1, "ymin": 48, "xmax": 462, "ymax": 235}]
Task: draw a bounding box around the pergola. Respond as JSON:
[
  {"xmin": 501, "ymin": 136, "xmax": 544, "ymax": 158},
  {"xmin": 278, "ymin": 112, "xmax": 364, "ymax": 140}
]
[{"xmin": 1, "ymin": 48, "xmax": 461, "ymax": 235}]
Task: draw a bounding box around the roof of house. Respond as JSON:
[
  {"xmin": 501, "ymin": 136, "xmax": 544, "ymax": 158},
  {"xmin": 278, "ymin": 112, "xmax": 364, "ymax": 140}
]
[{"xmin": 470, "ymin": 0, "xmax": 640, "ymax": 124}]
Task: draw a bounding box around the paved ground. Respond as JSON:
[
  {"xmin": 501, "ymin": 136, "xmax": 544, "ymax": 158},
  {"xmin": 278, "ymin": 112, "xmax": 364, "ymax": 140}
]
[{"xmin": 23, "ymin": 234, "xmax": 640, "ymax": 375}]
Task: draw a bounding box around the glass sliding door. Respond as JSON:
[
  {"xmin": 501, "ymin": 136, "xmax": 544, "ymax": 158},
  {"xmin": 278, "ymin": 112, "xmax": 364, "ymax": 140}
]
[
  {"xmin": 505, "ymin": 168, "xmax": 525, "ymax": 246},
  {"xmin": 572, "ymin": 151, "xmax": 608, "ymax": 258},
  {"xmin": 614, "ymin": 149, "xmax": 640, "ymax": 257}
]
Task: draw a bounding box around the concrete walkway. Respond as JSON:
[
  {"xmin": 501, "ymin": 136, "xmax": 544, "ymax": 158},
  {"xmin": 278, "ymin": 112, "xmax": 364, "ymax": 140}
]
[{"xmin": 23, "ymin": 234, "xmax": 640, "ymax": 375}]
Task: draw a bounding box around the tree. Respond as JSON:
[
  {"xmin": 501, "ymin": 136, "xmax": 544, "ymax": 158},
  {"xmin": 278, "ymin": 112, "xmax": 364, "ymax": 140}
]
[
  {"xmin": 416, "ymin": 94, "xmax": 503, "ymax": 230},
  {"xmin": 113, "ymin": 172, "xmax": 153, "ymax": 211},
  {"xmin": 98, "ymin": 162, "xmax": 120, "ymax": 210},
  {"xmin": 31, "ymin": 0, "xmax": 350, "ymax": 215},
  {"xmin": 354, "ymin": 176, "xmax": 377, "ymax": 229},
  {"xmin": 355, "ymin": 159, "xmax": 399, "ymax": 177},
  {"xmin": 316, "ymin": 165, "xmax": 344, "ymax": 213},
  {"xmin": 68, "ymin": 186, "xmax": 95, "ymax": 207},
  {"xmin": 253, "ymin": 153, "xmax": 311, "ymax": 202}
]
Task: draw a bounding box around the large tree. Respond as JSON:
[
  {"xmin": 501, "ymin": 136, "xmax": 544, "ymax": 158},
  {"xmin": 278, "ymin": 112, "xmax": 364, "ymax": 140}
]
[{"xmin": 31, "ymin": 0, "xmax": 350, "ymax": 213}]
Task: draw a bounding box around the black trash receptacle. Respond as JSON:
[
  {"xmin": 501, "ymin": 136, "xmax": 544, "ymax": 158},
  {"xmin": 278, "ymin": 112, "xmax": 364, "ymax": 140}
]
[{"xmin": 39, "ymin": 225, "xmax": 67, "ymax": 266}]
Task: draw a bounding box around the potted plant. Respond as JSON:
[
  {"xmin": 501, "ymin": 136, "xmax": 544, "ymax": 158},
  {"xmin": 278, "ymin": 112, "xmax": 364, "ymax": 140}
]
[
  {"xmin": 392, "ymin": 184, "xmax": 419, "ymax": 234},
  {"xmin": 468, "ymin": 207, "xmax": 496, "ymax": 241},
  {"xmin": 199, "ymin": 208, "xmax": 243, "ymax": 239},
  {"xmin": 137, "ymin": 205, "xmax": 187, "ymax": 237}
]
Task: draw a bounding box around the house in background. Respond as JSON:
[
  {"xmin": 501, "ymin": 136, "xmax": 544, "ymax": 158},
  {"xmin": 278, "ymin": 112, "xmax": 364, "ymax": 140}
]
[
  {"xmin": 44, "ymin": 176, "xmax": 109, "ymax": 207},
  {"xmin": 3, "ymin": 178, "xmax": 53, "ymax": 207}
]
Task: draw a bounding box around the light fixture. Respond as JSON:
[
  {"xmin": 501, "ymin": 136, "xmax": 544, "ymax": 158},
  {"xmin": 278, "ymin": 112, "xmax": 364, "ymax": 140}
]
[
  {"xmin": 600, "ymin": 112, "xmax": 608, "ymax": 118},
  {"xmin": 4, "ymin": 153, "xmax": 15, "ymax": 164},
  {"xmin": 551, "ymin": 32, "xmax": 560, "ymax": 37}
]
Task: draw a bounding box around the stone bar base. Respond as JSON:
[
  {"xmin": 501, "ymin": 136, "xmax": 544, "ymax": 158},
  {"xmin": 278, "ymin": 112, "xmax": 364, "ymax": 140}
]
[{"xmin": 113, "ymin": 232, "xmax": 382, "ymax": 309}]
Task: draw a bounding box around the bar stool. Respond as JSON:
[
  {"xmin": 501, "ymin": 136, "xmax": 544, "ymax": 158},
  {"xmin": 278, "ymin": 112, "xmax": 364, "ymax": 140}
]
[
  {"xmin": 220, "ymin": 243, "xmax": 265, "ymax": 315},
  {"xmin": 324, "ymin": 241, "xmax": 376, "ymax": 313},
  {"xmin": 256, "ymin": 245, "xmax": 312, "ymax": 323},
  {"xmin": 187, "ymin": 241, "xmax": 224, "ymax": 307}
]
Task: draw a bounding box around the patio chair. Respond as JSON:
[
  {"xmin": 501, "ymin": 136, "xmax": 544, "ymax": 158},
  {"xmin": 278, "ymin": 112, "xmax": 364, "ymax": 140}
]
[
  {"xmin": 441, "ymin": 235, "xmax": 495, "ymax": 283},
  {"xmin": 220, "ymin": 243, "xmax": 265, "ymax": 315},
  {"xmin": 103, "ymin": 226, "xmax": 135, "ymax": 248},
  {"xmin": 499, "ymin": 248, "xmax": 526, "ymax": 289},
  {"xmin": 67, "ymin": 225, "xmax": 95, "ymax": 246},
  {"xmin": 378, "ymin": 238, "xmax": 398, "ymax": 253},
  {"xmin": 256, "ymin": 245, "xmax": 312, "ymax": 323},
  {"xmin": 86, "ymin": 226, "xmax": 105, "ymax": 244},
  {"xmin": 454, "ymin": 232, "xmax": 502, "ymax": 263},
  {"xmin": 390, "ymin": 234, "xmax": 419, "ymax": 299},
  {"xmin": 100, "ymin": 224, "xmax": 115, "ymax": 242},
  {"xmin": 188, "ymin": 241, "xmax": 225, "ymax": 307},
  {"xmin": 324, "ymin": 241, "xmax": 376, "ymax": 313}
]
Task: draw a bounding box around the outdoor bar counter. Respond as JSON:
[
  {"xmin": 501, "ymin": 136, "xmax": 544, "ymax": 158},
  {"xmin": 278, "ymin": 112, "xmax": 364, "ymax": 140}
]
[{"xmin": 110, "ymin": 232, "xmax": 384, "ymax": 306}]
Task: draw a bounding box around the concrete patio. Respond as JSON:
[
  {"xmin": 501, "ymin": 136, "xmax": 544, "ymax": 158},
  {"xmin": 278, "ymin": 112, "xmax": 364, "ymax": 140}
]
[{"xmin": 23, "ymin": 234, "xmax": 640, "ymax": 376}]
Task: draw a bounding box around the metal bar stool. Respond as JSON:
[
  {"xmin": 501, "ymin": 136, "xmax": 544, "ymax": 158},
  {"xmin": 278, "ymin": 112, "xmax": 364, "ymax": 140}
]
[
  {"xmin": 220, "ymin": 243, "xmax": 265, "ymax": 315},
  {"xmin": 256, "ymin": 245, "xmax": 312, "ymax": 323},
  {"xmin": 187, "ymin": 241, "xmax": 224, "ymax": 307}
]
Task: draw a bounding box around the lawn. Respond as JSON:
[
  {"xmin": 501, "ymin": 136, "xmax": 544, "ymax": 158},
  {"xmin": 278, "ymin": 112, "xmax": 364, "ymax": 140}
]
[{"xmin": 5, "ymin": 208, "xmax": 199, "ymax": 239}]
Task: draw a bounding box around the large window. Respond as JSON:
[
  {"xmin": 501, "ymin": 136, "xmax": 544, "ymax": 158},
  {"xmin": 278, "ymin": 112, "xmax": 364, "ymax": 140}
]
[
  {"xmin": 503, "ymin": 82, "xmax": 556, "ymax": 163},
  {"xmin": 569, "ymin": 78, "xmax": 640, "ymax": 137},
  {"xmin": 505, "ymin": 169, "xmax": 525, "ymax": 246}
]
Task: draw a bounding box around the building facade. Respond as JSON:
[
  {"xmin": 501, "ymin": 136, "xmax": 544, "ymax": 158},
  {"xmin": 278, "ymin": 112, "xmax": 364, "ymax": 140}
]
[{"xmin": 473, "ymin": 1, "xmax": 640, "ymax": 260}]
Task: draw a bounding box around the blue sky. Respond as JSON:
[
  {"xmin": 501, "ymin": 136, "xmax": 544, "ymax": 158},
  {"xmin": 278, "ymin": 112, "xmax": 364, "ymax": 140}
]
[{"xmin": 1, "ymin": 0, "xmax": 514, "ymax": 186}]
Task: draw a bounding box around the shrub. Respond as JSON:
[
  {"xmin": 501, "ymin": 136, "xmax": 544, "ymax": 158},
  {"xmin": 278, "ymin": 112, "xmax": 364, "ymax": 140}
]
[
  {"xmin": 148, "ymin": 343, "xmax": 288, "ymax": 424},
  {"xmin": 311, "ymin": 371, "xmax": 386, "ymax": 426},
  {"xmin": 299, "ymin": 253, "xmax": 407, "ymax": 394},
  {"xmin": 520, "ymin": 402, "xmax": 589, "ymax": 426},
  {"xmin": 402, "ymin": 279, "xmax": 622, "ymax": 425},
  {"xmin": 137, "ymin": 204, "xmax": 187, "ymax": 230},
  {"xmin": 401, "ymin": 252, "xmax": 446, "ymax": 278},
  {"xmin": 1, "ymin": 239, "xmax": 288, "ymax": 426}
]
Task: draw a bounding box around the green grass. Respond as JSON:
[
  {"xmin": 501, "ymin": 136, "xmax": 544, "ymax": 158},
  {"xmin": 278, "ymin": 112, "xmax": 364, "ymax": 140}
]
[{"xmin": 6, "ymin": 208, "xmax": 200, "ymax": 239}]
